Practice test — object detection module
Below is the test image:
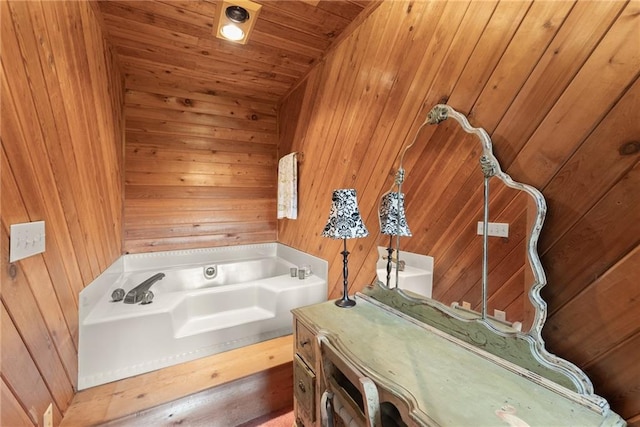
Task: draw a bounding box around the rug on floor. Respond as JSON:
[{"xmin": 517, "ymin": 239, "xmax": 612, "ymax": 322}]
[{"xmin": 238, "ymin": 408, "xmax": 294, "ymax": 427}]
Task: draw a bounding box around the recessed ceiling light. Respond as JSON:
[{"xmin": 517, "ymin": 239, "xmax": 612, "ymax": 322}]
[
  {"xmin": 215, "ymin": 0, "xmax": 262, "ymax": 45},
  {"xmin": 220, "ymin": 24, "xmax": 245, "ymax": 41}
]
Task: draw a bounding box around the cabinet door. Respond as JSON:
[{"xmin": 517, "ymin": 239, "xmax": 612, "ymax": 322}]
[{"xmin": 294, "ymin": 354, "xmax": 316, "ymax": 425}]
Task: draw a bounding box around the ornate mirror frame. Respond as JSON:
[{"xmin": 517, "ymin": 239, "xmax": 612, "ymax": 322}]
[{"xmin": 364, "ymin": 104, "xmax": 612, "ymax": 414}]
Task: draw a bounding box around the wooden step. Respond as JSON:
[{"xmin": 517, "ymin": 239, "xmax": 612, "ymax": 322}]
[{"xmin": 62, "ymin": 335, "xmax": 293, "ymax": 426}]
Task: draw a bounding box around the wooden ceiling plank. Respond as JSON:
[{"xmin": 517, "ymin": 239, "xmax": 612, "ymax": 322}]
[
  {"xmin": 113, "ymin": 40, "xmax": 300, "ymax": 87},
  {"xmin": 194, "ymin": 53, "xmax": 301, "ymax": 85},
  {"xmin": 125, "ymin": 87, "xmax": 276, "ymax": 116},
  {"xmin": 315, "ymin": 0, "xmax": 365, "ymax": 20},
  {"xmin": 121, "ymin": 58, "xmax": 287, "ymax": 102},
  {"xmin": 125, "ymin": 73, "xmax": 281, "ymax": 103},
  {"xmin": 99, "ymin": 1, "xmax": 213, "ymax": 37},
  {"xmin": 101, "ymin": 13, "xmax": 201, "ymax": 47},
  {"xmin": 249, "ymin": 31, "xmax": 324, "ymax": 59},
  {"xmin": 253, "ymin": 18, "xmax": 332, "ymax": 51},
  {"xmin": 256, "ymin": 0, "xmax": 352, "ymax": 31},
  {"xmin": 119, "ymin": 54, "xmax": 293, "ymax": 91},
  {"xmin": 125, "ymin": 90, "xmax": 277, "ymax": 121},
  {"xmin": 125, "ymin": 117, "xmax": 276, "ymax": 145},
  {"xmin": 125, "ymin": 106, "xmax": 277, "ymax": 133},
  {"xmin": 197, "ymin": 37, "xmax": 313, "ymax": 75},
  {"xmin": 257, "ymin": 2, "xmax": 350, "ymax": 39},
  {"xmin": 156, "ymin": 0, "xmax": 218, "ymax": 18}
]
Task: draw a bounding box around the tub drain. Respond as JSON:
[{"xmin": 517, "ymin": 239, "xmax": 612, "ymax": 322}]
[{"xmin": 204, "ymin": 265, "xmax": 217, "ymax": 279}]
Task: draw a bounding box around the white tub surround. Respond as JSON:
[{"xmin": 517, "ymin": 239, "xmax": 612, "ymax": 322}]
[
  {"xmin": 78, "ymin": 243, "xmax": 327, "ymax": 390},
  {"xmin": 375, "ymin": 246, "xmax": 433, "ymax": 297}
]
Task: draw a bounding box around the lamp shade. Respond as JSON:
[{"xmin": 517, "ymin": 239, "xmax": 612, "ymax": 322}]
[
  {"xmin": 321, "ymin": 189, "xmax": 369, "ymax": 239},
  {"xmin": 379, "ymin": 191, "xmax": 412, "ymax": 236}
]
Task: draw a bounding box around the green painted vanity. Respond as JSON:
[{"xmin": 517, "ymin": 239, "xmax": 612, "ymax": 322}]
[
  {"xmin": 291, "ymin": 104, "xmax": 625, "ymax": 426},
  {"xmin": 292, "ymin": 289, "xmax": 624, "ymax": 426}
]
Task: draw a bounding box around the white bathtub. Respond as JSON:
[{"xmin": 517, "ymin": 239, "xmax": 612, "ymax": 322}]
[{"xmin": 78, "ymin": 243, "xmax": 327, "ymax": 390}]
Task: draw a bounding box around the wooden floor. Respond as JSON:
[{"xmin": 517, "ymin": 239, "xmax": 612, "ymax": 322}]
[{"xmin": 61, "ymin": 335, "xmax": 294, "ymax": 426}]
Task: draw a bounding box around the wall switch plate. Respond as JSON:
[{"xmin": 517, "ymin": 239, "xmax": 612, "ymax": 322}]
[
  {"xmin": 9, "ymin": 221, "xmax": 46, "ymax": 262},
  {"xmin": 477, "ymin": 221, "xmax": 509, "ymax": 238},
  {"xmin": 43, "ymin": 403, "xmax": 53, "ymax": 427}
]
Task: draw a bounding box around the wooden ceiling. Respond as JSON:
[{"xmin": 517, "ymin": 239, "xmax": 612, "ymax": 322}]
[{"xmin": 97, "ymin": 0, "xmax": 376, "ymax": 103}]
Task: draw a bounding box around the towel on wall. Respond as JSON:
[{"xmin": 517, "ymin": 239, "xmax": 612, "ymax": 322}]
[{"xmin": 277, "ymin": 152, "xmax": 298, "ymax": 219}]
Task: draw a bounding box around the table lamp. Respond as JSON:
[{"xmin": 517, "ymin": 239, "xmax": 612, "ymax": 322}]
[{"xmin": 321, "ymin": 189, "xmax": 369, "ymax": 307}]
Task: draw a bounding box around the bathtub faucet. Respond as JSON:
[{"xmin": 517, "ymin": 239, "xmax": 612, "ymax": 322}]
[{"xmin": 124, "ymin": 272, "xmax": 165, "ymax": 304}]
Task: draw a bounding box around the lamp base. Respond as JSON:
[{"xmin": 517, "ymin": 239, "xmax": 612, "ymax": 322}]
[
  {"xmin": 335, "ymin": 240, "xmax": 356, "ymax": 308},
  {"xmin": 335, "ymin": 296, "xmax": 356, "ymax": 308}
]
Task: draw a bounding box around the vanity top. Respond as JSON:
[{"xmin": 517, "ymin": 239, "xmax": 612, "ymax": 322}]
[{"xmin": 292, "ymin": 294, "xmax": 624, "ymax": 426}]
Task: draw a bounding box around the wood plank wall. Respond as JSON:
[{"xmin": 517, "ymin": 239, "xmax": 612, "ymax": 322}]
[
  {"xmin": 1, "ymin": 1, "xmax": 124, "ymax": 426},
  {"xmin": 122, "ymin": 85, "xmax": 278, "ymax": 253},
  {"xmin": 278, "ymin": 0, "xmax": 639, "ymax": 422}
]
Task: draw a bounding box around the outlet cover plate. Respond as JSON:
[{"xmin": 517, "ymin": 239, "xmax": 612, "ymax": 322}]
[
  {"xmin": 10, "ymin": 221, "xmax": 46, "ymax": 262},
  {"xmin": 477, "ymin": 221, "xmax": 509, "ymax": 238}
]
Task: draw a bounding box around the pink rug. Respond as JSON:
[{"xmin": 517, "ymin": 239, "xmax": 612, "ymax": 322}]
[
  {"xmin": 239, "ymin": 408, "xmax": 294, "ymax": 427},
  {"xmin": 257, "ymin": 410, "xmax": 294, "ymax": 427}
]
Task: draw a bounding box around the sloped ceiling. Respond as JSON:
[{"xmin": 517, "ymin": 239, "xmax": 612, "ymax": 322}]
[{"xmin": 97, "ymin": 0, "xmax": 377, "ymax": 102}]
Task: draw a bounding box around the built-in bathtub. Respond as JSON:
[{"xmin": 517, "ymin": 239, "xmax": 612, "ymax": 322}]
[{"xmin": 78, "ymin": 243, "xmax": 327, "ymax": 390}]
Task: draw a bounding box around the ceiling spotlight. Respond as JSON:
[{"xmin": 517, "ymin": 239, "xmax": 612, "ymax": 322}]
[
  {"xmin": 215, "ymin": 0, "xmax": 262, "ymax": 45},
  {"xmin": 226, "ymin": 6, "xmax": 249, "ymax": 23}
]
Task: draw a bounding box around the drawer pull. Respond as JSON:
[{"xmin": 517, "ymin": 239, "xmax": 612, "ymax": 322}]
[
  {"xmin": 299, "ymin": 338, "xmax": 310, "ymax": 347},
  {"xmin": 298, "ymin": 380, "xmax": 306, "ymax": 393}
]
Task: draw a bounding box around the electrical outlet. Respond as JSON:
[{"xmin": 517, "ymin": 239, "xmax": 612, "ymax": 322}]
[
  {"xmin": 477, "ymin": 221, "xmax": 509, "ymax": 238},
  {"xmin": 43, "ymin": 403, "xmax": 53, "ymax": 427}
]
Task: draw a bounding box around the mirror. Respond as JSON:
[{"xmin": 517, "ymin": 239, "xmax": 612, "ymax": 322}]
[
  {"xmin": 377, "ymin": 104, "xmax": 542, "ymax": 332},
  {"xmin": 366, "ymin": 104, "xmax": 608, "ymax": 409}
]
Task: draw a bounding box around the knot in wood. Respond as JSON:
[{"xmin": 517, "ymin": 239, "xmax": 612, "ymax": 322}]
[{"xmin": 619, "ymin": 141, "xmax": 639, "ymax": 156}]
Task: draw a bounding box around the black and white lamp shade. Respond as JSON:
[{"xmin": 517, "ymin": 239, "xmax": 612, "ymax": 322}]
[
  {"xmin": 379, "ymin": 191, "xmax": 411, "ymax": 237},
  {"xmin": 322, "ymin": 189, "xmax": 369, "ymax": 239}
]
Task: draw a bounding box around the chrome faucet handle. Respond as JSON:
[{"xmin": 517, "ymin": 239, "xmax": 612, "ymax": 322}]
[
  {"xmin": 111, "ymin": 288, "xmax": 125, "ymax": 302},
  {"xmin": 382, "ymin": 254, "xmax": 403, "ymax": 263},
  {"xmin": 141, "ymin": 290, "xmax": 154, "ymax": 305},
  {"xmin": 382, "ymin": 255, "xmax": 406, "ymax": 271}
]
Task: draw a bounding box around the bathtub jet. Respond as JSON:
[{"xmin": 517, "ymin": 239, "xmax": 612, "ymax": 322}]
[{"xmin": 78, "ymin": 243, "xmax": 328, "ymax": 390}]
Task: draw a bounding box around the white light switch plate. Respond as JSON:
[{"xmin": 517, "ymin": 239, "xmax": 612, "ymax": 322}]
[
  {"xmin": 10, "ymin": 221, "xmax": 46, "ymax": 262},
  {"xmin": 477, "ymin": 221, "xmax": 509, "ymax": 238}
]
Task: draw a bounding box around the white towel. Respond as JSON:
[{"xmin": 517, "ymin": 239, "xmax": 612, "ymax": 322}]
[{"xmin": 277, "ymin": 152, "xmax": 297, "ymax": 219}]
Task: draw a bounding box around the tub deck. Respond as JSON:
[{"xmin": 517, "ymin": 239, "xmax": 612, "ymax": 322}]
[{"xmin": 62, "ymin": 335, "xmax": 293, "ymax": 426}]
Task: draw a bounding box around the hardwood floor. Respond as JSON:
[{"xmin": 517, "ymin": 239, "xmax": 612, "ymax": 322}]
[{"xmin": 61, "ymin": 335, "xmax": 293, "ymax": 426}]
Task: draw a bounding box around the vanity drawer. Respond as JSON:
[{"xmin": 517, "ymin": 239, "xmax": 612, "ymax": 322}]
[
  {"xmin": 294, "ymin": 354, "xmax": 316, "ymax": 424},
  {"xmin": 295, "ymin": 319, "xmax": 316, "ymax": 367}
]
